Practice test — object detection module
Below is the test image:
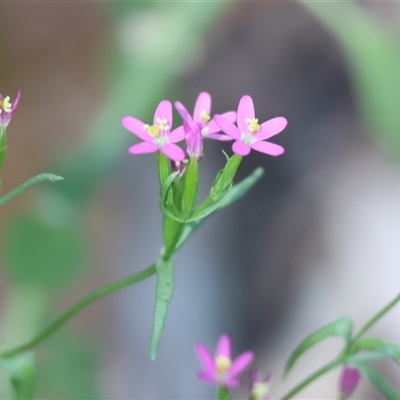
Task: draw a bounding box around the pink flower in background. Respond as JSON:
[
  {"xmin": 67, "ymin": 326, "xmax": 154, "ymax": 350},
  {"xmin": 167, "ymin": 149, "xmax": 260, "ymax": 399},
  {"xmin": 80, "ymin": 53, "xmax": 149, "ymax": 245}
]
[
  {"xmin": 214, "ymin": 95, "xmax": 286, "ymax": 157},
  {"xmin": 250, "ymin": 370, "xmax": 271, "ymax": 400},
  {"xmin": 339, "ymin": 366, "xmax": 361, "ymax": 399},
  {"xmin": 0, "ymin": 91, "xmax": 21, "ymax": 129},
  {"xmin": 195, "ymin": 334, "xmax": 254, "ymax": 387},
  {"xmin": 122, "ymin": 100, "xmax": 185, "ymax": 161}
]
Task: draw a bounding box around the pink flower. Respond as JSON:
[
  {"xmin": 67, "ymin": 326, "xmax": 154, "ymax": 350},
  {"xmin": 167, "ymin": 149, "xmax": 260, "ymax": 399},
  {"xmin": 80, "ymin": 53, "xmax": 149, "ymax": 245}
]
[
  {"xmin": 250, "ymin": 370, "xmax": 271, "ymax": 400},
  {"xmin": 122, "ymin": 100, "xmax": 185, "ymax": 161},
  {"xmin": 214, "ymin": 95, "xmax": 286, "ymax": 157},
  {"xmin": 339, "ymin": 366, "xmax": 361, "ymax": 399},
  {"xmin": 0, "ymin": 91, "xmax": 21, "ymax": 130},
  {"xmin": 175, "ymin": 92, "xmax": 236, "ymax": 158},
  {"xmin": 195, "ymin": 334, "xmax": 254, "ymax": 387}
]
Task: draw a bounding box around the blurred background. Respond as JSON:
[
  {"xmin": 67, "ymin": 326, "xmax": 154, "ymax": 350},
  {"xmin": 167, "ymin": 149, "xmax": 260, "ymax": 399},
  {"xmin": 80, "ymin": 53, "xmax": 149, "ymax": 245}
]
[{"xmin": 0, "ymin": 1, "xmax": 400, "ymax": 398}]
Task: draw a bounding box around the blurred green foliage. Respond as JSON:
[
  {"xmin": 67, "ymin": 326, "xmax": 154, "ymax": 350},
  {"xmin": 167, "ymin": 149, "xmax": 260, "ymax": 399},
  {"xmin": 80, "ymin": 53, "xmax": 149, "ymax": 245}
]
[
  {"xmin": 299, "ymin": 1, "xmax": 400, "ymax": 158},
  {"xmin": 1, "ymin": 1, "xmax": 229, "ymax": 398}
]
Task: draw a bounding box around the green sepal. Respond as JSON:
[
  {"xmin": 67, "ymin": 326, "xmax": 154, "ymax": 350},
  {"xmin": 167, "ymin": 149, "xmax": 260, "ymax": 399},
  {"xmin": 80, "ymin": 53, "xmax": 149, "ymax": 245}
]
[
  {"xmin": 0, "ymin": 131, "xmax": 7, "ymax": 175},
  {"xmin": 157, "ymin": 151, "xmax": 171, "ymax": 188},
  {"xmin": 0, "ymin": 353, "xmax": 36, "ymax": 400},
  {"xmin": 284, "ymin": 316, "xmax": 353, "ymax": 376},
  {"xmin": 217, "ymin": 386, "xmax": 231, "ymax": 400},
  {"xmin": 0, "ymin": 173, "xmax": 64, "ymax": 206},
  {"xmin": 348, "ymin": 360, "xmax": 399, "ymax": 399},
  {"xmin": 150, "ymin": 258, "xmax": 175, "ymax": 360},
  {"xmin": 350, "ymin": 337, "xmax": 400, "ymax": 364},
  {"xmin": 210, "ymin": 154, "xmax": 242, "ymax": 201},
  {"xmin": 181, "ymin": 157, "xmax": 199, "ymax": 216}
]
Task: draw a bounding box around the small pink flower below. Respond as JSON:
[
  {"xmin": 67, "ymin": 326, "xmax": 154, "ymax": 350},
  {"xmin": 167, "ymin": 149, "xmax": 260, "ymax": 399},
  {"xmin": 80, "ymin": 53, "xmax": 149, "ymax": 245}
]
[
  {"xmin": 195, "ymin": 334, "xmax": 254, "ymax": 387},
  {"xmin": 339, "ymin": 366, "xmax": 361, "ymax": 399},
  {"xmin": 0, "ymin": 91, "xmax": 21, "ymax": 129}
]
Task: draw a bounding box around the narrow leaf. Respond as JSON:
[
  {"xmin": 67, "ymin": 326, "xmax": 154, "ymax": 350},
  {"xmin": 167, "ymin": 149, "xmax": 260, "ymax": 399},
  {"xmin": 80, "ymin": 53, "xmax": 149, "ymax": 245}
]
[
  {"xmin": 0, "ymin": 173, "xmax": 63, "ymax": 206},
  {"xmin": 350, "ymin": 361, "xmax": 399, "ymax": 399},
  {"xmin": 0, "ymin": 353, "xmax": 36, "ymax": 400},
  {"xmin": 351, "ymin": 337, "xmax": 400, "ymax": 364},
  {"xmin": 150, "ymin": 258, "xmax": 175, "ymax": 360},
  {"xmin": 284, "ymin": 316, "xmax": 353, "ymax": 375}
]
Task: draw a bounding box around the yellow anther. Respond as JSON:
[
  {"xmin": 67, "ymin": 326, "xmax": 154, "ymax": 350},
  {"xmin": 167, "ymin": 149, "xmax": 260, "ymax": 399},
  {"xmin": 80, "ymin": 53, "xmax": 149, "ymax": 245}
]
[
  {"xmin": 0, "ymin": 96, "xmax": 12, "ymax": 113},
  {"xmin": 245, "ymin": 118, "xmax": 260, "ymax": 133},
  {"xmin": 200, "ymin": 110, "xmax": 210, "ymax": 124},
  {"xmin": 145, "ymin": 124, "xmax": 160, "ymax": 138},
  {"xmin": 216, "ymin": 356, "xmax": 232, "ymax": 373}
]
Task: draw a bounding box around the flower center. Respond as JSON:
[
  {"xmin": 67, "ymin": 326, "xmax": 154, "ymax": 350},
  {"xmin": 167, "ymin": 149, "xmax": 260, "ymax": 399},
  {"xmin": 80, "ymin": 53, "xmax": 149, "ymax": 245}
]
[
  {"xmin": 252, "ymin": 382, "xmax": 270, "ymax": 400},
  {"xmin": 143, "ymin": 118, "xmax": 170, "ymax": 142},
  {"xmin": 215, "ymin": 356, "xmax": 232, "ymax": 374},
  {"xmin": 245, "ymin": 118, "xmax": 260, "ymax": 133},
  {"xmin": 0, "ymin": 96, "xmax": 12, "ymax": 114},
  {"xmin": 200, "ymin": 110, "xmax": 210, "ymax": 125}
]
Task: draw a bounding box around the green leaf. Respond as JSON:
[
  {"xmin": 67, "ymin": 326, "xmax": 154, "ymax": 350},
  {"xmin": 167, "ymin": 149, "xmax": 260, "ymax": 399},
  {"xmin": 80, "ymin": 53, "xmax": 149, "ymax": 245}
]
[
  {"xmin": 349, "ymin": 361, "xmax": 399, "ymax": 399},
  {"xmin": 0, "ymin": 353, "xmax": 36, "ymax": 400},
  {"xmin": 351, "ymin": 338, "xmax": 400, "ymax": 364},
  {"xmin": 284, "ymin": 316, "xmax": 353, "ymax": 375},
  {"xmin": 150, "ymin": 258, "xmax": 175, "ymax": 360},
  {"xmin": 3, "ymin": 213, "xmax": 88, "ymax": 288},
  {"xmin": 174, "ymin": 167, "xmax": 264, "ymax": 252},
  {"xmin": 0, "ymin": 173, "xmax": 63, "ymax": 206}
]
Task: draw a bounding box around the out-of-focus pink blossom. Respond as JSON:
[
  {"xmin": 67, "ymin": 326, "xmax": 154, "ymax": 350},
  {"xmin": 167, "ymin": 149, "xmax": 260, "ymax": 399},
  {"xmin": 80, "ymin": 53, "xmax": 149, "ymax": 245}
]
[
  {"xmin": 214, "ymin": 95, "xmax": 286, "ymax": 157},
  {"xmin": 339, "ymin": 366, "xmax": 361, "ymax": 399},
  {"xmin": 195, "ymin": 334, "xmax": 254, "ymax": 387},
  {"xmin": 250, "ymin": 370, "xmax": 271, "ymax": 400},
  {"xmin": 122, "ymin": 100, "xmax": 185, "ymax": 161},
  {"xmin": 0, "ymin": 91, "xmax": 21, "ymax": 130}
]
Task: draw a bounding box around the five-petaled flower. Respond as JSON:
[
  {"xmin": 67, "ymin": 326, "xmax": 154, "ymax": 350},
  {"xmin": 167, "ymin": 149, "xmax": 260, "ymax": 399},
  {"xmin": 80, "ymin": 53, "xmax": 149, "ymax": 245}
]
[
  {"xmin": 195, "ymin": 334, "xmax": 253, "ymax": 387},
  {"xmin": 122, "ymin": 100, "xmax": 185, "ymax": 161},
  {"xmin": 214, "ymin": 95, "xmax": 286, "ymax": 157},
  {"xmin": 175, "ymin": 92, "xmax": 236, "ymax": 159},
  {"xmin": 0, "ymin": 91, "xmax": 21, "ymax": 130}
]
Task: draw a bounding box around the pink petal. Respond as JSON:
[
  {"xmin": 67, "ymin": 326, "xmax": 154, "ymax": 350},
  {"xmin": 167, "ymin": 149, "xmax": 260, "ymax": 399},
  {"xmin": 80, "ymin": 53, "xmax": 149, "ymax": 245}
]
[
  {"xmin": 206, "ymin": 110, "xmax": 236, "ymax": 134},
  {"xmin": 257, "ymin": 117, "xmax": 287, "ymax": 140},
  {"xmin": 228, "ymin": 351, "xmax": 254, "ymax": 377},
  {"xmin": 237, "ymin": 95, "xmax": 255, "ymax": 133},
  {"xmin": 195, "ymin": 344, "xmax": 217, "ymax": 375},
  {"xmin": 250, "ymin": 140, "xmax": 284, "ymax": 156},
  {"xmin": 232, "ymin": 140, "xmax": 251, "ymax": 156},
  {"xmin": 122, "ymin": 116, "xmax": 152, "ymax": 142},
  {"xmin": 197, "ymin": 372, "xmax": 217, "ymax": 384},
  {"xmin": 11, "ymin": 90, "xmax": 21, "ymax": 111},
  {"xmin": 128, "ymin": 141, "xmax": 158, "ymax": 155},
  {"xmin": 223, "ymin": 377, "xmax": 241, "ymax": 387},
  {"xmin": 205, "ymin": 132, "xmax": 233, "ymax": 141},
  {"xmin": 154, "ymin": 100, "xmax": 173, "ymax": 127},
  {"xmin": 221, "ymin": 110, "xmax": 236, "ymax": 123},
  {"xmin": 193, "ymin": 92, "xmax": 211, "ymax": 124},
  {"xmin": 215, "ymin": 335, "xmax": 231, "ymax": 358},
  {"xmin": 160, "ymin": 143, "xmax": 185, "ymax": 161},
  {"xmin": 175, "ymin": 101, "xmax": 195, "ymax": 127},
  {"xmin": 214, "ymin": 114, "xmax": 240, "ymax": 140},
  {"xmin": 169, "ymin": 126, "xmax": 186, "ymax": 143}
]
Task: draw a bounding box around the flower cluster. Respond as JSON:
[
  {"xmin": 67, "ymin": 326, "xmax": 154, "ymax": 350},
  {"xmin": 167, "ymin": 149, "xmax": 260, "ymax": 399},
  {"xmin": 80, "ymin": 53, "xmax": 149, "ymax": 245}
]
[{"xmin": 122, "ymin": 92, "xmax": 286, "ymax": 161}]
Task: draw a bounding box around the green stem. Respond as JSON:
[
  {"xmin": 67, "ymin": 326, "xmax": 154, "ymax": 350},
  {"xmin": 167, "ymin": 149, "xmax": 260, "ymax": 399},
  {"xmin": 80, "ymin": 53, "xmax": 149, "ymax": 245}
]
[
  {"xmin": 1, "ymin": 264, "xmax": 156, "ymax": 358},
  {"xmin": 217, "ymin": 385, "xmax": 230, "ymax": 400},
  {"xmin": 162, "ymin": 221, "xmax": 185, "ymax": 260},
  {"xmin": 349, "ymin": 291, "xmax": 400, "ymax": 346},
  {"xmin": 280, "ymin": 358, "xmax": 342, "ymax": 400}
]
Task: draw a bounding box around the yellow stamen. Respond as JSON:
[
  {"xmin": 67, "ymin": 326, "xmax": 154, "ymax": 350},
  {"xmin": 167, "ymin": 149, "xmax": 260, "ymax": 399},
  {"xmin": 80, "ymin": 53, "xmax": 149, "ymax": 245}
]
[
  {"xmin": 146, "ymin": 124, "xmax": 160, "ymax": 138},
  {"xmin": 252, "ymin": 382, "xmax": 270, "ymax": 399},
  {"xmin": 245, "ymin": 118, "xmax": 260, "ymax": 133},
  {"xmin": 0, "ymin": 96, "xmax": 12, "ymax": 113},
  {"xmin": 216, "ymin": 356, "xmax": 232, "ymax": 373},
  {"xmin": 200, "ymin": 110, "xmax": 210, "ymax": 124}
]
